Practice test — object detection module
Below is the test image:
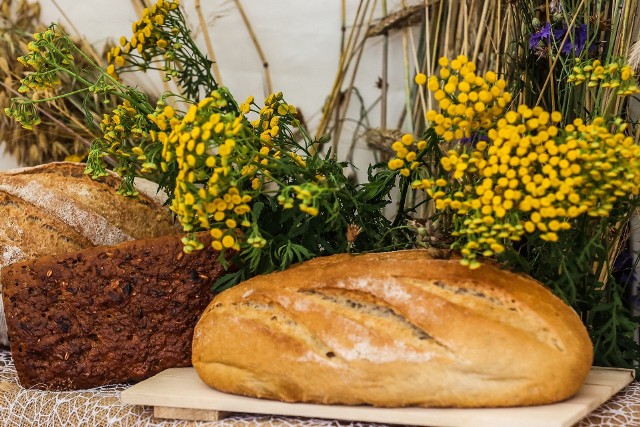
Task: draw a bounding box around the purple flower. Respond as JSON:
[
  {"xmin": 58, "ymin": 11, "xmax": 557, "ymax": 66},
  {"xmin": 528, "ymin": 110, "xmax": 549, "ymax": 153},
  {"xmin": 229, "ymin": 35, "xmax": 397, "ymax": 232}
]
[
  {"xmin": 553, "ymin": 26, "xmax": 566, "ymax": 41},
  {"xmin": 552, "ymin": 27, "xmax": 570, "ymax": 54},
  {"xmin": 530, "ymin": 22, "xmax": 588, "ymax": 56},
  {"xmin": 553, "ymin": 24, "xmax": 587, "ymax": 55},
  {"xmin": 529, "ymin": 22, "xmax": 552, "ymax": 49},
  {"xmin": 574, "ymin": 24, "xmax": 588, "ymax": 54}
]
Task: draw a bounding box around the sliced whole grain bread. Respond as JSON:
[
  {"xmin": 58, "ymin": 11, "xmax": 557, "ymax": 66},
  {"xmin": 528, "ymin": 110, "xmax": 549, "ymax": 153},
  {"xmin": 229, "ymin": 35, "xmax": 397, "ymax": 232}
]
[
  {"xmin": 4, "ymin": 232, "xmax": 221, "ymax": 390},
  {"xmin": 0, "ymin": 162, "xmax": 178, "ymax": 346}
]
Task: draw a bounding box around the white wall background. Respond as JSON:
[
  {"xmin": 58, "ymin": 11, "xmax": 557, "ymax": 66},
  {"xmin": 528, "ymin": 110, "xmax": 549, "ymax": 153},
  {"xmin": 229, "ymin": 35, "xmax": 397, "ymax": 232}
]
[{"xmin": 0, "ymin": 0, "xmax": 416, "ymax": 176}]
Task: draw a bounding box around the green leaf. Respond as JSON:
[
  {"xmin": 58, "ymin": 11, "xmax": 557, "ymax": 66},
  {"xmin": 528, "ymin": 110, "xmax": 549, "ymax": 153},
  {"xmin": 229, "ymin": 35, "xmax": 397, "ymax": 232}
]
[
  {"xmin": 252, "ymin": 201, "xmax": 265, "ymax": 221},
  {"xmin": 274, "ymin": 241, "xmax": 313, "ymax": 270},
  {"xmin": 211, "ymin": 269, "xmax": 248, "ymax": 293}
]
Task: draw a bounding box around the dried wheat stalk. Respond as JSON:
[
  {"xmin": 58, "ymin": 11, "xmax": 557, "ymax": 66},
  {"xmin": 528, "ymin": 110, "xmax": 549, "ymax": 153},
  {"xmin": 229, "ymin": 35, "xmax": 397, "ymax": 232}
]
[
  {"xmin": 0, "ymin": 0, "xmax": 92, "ymax": 166},
  {"xmin": 317, "ymin": 1, "xmax": 514, "ymax": 161},
  {"xmin": 1, "ymin": 0, "xmax": 163, "ymax": 167}
]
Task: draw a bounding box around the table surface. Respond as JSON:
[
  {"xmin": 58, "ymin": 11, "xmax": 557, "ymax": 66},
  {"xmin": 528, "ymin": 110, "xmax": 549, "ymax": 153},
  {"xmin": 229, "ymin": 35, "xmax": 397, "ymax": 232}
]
[{"xmin": 1, "ymin": 348, "xmax": 638, "ymax": 427}]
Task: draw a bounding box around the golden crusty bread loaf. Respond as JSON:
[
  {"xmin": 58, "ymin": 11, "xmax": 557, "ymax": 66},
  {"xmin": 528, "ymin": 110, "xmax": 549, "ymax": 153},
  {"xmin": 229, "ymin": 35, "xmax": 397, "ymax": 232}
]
[
  {"xmin": 0, "ymin": 162, "xmax": 178, "ymax": 346},
  {"xmin": 192, "ymin": 250, "xmax": 593, "ymax": 408}
]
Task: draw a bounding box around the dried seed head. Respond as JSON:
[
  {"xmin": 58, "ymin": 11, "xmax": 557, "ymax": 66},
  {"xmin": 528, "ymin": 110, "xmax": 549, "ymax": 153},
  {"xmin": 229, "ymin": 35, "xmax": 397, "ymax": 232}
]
[{"xmin": 346, "ymin": 224, "xmax": 362, "ymax": 243}]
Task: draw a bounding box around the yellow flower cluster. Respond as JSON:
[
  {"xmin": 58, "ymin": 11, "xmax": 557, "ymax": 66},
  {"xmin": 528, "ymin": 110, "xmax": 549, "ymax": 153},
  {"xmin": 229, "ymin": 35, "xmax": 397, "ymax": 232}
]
[
  {"xmin": 246, "ymin": 92, "xmax": 311, "ymax": 196},
  {"xmin": 160, "ymin": 88, "xmax": 322, "ymax": 254},
  {"xmin": 568, "ymin": 59, "xmax": 640, "ymax": 96},
  {"xmin": 101, "ymin": 100, "xmax": 147, "ymax": 147},
  {"xmin": 413, "ymin": 105, "xmax": 640, "ymax": 267},
  {"xmin": 395, "ymin": 55, "xmax": 640, "ymax": 267},
  {"xmin": 387, "ymin": 134, "xmax": 427, "ymax": 177},
  {"xmin": 17, "ymin": 28, "xmax": 65, "ymax": 92},
  {"xmin": 107, "ymin": 0, "xmax": 179, "ymax": 79},
  {"xmin": 146, "ymin": 102, "xmax": 179, "ymax": 173},
  {"xmin": 250, "ymin": 91, "xmax": 298, "ymax": 145},
  {"xmin": 162, "ymin": 90, "xmax": 250, "ymax": 252},
  {"xmin": 100, "ymin": 100, "xmax": 164, "ymax": 174},
  {"xmin": 416, "ymin": 55, "xmax": 512, "ymax": 142},
  {"xmin": 279, "ymin": 183, "xmax": 323, "ymax": 216},
  {"xmin": 565, "ymin": 117, "xmax": 640, "ymax": 213}
]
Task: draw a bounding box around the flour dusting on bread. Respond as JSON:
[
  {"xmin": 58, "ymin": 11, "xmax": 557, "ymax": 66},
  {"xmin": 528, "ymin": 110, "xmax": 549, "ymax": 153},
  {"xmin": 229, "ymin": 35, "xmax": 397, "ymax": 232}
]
[
  {"xmin": 0, "ymin": 181, "xmax": 132, "ymax": 246},
  {"xmin": 341, "ymin": 277, "xmax": 412, "ymax": 303},
  {"xmin": 334, "ymin": 338, "xmax": 435, "ymax": 363},
  {"xmin": 1, "ymin": 245, "xmax": 24, "ymax": 266}
]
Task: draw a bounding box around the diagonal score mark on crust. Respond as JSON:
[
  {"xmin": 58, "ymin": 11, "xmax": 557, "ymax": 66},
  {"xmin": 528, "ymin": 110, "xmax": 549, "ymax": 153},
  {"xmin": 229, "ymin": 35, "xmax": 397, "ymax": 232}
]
[
  {"xmin": 430, "ymin": 279, "xmax": 506, "ymax": 305},
  {"xmin": 224, "ymin": 297, "xmax": 339, "ymax": 363},
  {"xmin": 298, "ymin": 288, "xmax": 453, "ymax": 353},
  {"xmin": 398, "ymin": 276, "xmax": 566, "ymax": 352}
]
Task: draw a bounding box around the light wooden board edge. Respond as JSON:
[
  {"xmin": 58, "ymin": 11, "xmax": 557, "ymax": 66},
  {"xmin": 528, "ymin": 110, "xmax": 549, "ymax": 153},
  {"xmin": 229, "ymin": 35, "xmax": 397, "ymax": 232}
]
[
  {"xmin": 122, "ymin": 367, "xmax": 635, "ymax": 427},
  {"xmin": 154, "ymin": 406, "xmax": 232, "ymax": 422}
]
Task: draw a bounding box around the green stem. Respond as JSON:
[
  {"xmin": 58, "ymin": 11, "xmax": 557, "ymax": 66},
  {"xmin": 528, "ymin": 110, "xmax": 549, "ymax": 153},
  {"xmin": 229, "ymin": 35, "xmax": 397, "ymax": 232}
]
[{"xmin": 24, "ymin": 87, "xmax": 91, "ymax": 103}]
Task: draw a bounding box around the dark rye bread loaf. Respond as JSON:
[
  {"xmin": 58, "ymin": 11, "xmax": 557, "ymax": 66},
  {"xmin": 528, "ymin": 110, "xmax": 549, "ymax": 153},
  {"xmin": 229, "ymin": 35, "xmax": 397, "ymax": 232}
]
[
  {"xmin": 3, "ymin": 232, "xmax": 224, "ymax": 390},
  {"xmin": 0, "ymin": 162, "xmax": 178, "ymax": 346},
  {"xmin": 193, "ymin": 250, "xmax": 593, "ymax": 408}
]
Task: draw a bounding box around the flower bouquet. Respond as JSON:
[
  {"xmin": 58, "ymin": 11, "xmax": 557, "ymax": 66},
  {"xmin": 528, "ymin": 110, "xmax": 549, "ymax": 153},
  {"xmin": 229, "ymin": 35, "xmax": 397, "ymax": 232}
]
[{"xmin": 5, "ymin": 0, "xmax": 640, "ymax": 373}]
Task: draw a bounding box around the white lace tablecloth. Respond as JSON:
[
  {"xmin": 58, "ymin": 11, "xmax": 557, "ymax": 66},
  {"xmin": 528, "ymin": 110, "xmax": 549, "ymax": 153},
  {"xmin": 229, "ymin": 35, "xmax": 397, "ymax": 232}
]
[{"xmin": 0, "ymin": 348, "xmax": 638, "ymax": 427}]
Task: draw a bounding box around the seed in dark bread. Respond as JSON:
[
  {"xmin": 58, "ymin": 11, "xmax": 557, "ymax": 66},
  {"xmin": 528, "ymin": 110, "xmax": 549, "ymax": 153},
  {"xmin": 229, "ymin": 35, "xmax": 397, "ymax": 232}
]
[{"xmin": 56, "ymin": 317, "xmax": 70, "ymax": 333}]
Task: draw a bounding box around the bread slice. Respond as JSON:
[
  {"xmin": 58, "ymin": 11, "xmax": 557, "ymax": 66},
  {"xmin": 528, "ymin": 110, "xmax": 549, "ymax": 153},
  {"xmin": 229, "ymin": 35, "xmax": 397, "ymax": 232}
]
[
  {"xmin": 0, "ymin": 192, "xmax": 91, "ymax": 260},
  {"xmin": 3, "ymin": 232, "xmax": 223, "ymax": 390},
  {"xmin": 0, "ymin": 162, "xmax": 176, "ymax": 244},
  {"xmin": 192, "ymin": 251, "xmax": 593, "ymax": 408},
  {"xmin": 0, "ymin": 162, "xmax": 178, "ymax": 346}
]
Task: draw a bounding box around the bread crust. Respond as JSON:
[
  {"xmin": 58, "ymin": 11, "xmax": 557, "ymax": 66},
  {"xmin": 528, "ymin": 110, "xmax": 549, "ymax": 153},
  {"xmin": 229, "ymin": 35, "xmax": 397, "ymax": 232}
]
[
  {"xmin": 0, "ymin": 162, "xmax": 176, "ymax": 244},
  {"xmin": 0, "ymin": 162, "xmax": 178, "ymax": 347},
  {"xmin": 193, "ymin": 250, "xmax": 593, "ymax": 407}
]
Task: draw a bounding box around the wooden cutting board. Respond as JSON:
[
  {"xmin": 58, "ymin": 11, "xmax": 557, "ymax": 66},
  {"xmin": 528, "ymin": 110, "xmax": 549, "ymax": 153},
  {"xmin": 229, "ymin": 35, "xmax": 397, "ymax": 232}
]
[{"xmin": 121, "ymin": 367, "xmax": 634, "ymax": 427}]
